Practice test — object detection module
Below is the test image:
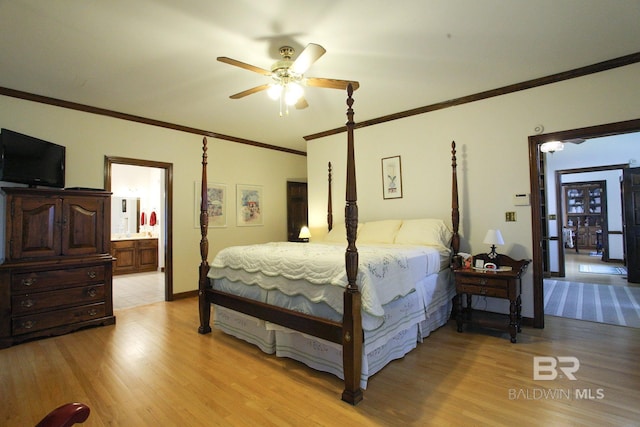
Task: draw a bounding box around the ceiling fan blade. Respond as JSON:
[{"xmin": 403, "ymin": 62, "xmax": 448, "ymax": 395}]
[
  {"xmin": 305, "ymin": 77, "xmax": 360, "ymax": 91},
  {"xmin": 229, "ymin": 84, "xmax": 271, "ymax": 99},
  {"xmin": 217, "ymin": 57, "xmax": 272, "ymax": 76},
  {"xmin": 290, "ymin": 43, "xmax": 326, "ymax": 74},
  {"xmin": 295, "ymin": 97, "xmax": 309, "ymax": 110}
]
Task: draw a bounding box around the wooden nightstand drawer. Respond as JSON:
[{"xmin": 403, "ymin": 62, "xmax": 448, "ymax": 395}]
[
  {"xmin": 456, "ymin": 274, "xmax": 507, "ymax": 289},
  {"xmin": 457, "ymin": 282, "xmax": 508, "ymax": 298}
]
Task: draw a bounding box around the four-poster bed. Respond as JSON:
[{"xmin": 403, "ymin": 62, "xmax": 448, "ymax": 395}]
[{"xmin": 198, "ymin": 85, "xmax": 460, "ymax": 404}]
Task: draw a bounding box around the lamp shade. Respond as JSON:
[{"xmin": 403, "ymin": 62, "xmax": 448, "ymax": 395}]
[
  {"xmin": 298, "ymin": 226, "xmax": 311, "ymax": 239},
  {"xmin": 483, "ymin": 229, "xmax": 504, "ymax": 246}
]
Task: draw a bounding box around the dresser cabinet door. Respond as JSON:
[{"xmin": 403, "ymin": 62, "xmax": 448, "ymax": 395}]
[
  {"xmin": 62, "ymin": 197, "xmax": 105, "ymax": 256},
  {"xmin": 8, "ymin": 196, "xmax": 62, "ymax": 260}
]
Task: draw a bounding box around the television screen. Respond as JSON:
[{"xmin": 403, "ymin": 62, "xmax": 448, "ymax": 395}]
[{"xmin": 0, "ymin": 129, "xmax": 66, "ymax": 188}]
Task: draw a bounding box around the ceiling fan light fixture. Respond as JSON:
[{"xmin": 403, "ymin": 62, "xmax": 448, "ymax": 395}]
[
  {"xmin": 267, "ymin": 84, "xmax": 282, "ymax": 100},
  {"xmin": 540, "ymin": 140, "xmax": 564, "ymax": 153},
  {"xmin": 218, "ymin": 43, "xmax": 357, "ymax": 115},
  {"xmin": 284, "ymin": 82, "xmax": 304, "ymax": 106}
]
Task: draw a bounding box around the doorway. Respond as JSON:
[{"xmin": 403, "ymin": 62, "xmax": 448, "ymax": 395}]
[
  {"xmin": 105, "ymin": 156, "xmax": 174, "ymax": 301},
  {"xmin": 287, "ymin": 181, "xmax": 308, "ymax": 242},
  {"xmin": 529, "ymin": 118, "xmax": 640, "ymax": 328}
]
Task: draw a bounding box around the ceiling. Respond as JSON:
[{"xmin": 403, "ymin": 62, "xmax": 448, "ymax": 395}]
[{"xmin": 1, "ymin": 1, "xmax": 639, "ymax": 153}]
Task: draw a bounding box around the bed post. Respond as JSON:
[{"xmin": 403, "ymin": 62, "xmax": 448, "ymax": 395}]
[
  {"xmin": 198, "ymin": 137, "xmax": 212, "ymax": 334},
  {"xmin": 327, "ymin": 162, "xmax": 333, "ymax": 232},
  {"xmin": 341, "ymin": 84, "xmax": 363, "ymax": 405},
  {"xmin": 451, "ymin": 141, "xmax": 461, "ymax": 267}
]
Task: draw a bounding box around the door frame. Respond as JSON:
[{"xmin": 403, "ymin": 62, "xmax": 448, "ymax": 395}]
[
  {"xmin": 104, "ymin": 156, "xmax": 174, "ymax": 301},
  {"xmin": 528, "ymin": 118, "xmax": 640, "ymax": 328}
]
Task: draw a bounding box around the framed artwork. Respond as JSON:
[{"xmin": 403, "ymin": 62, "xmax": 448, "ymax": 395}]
[
  {"xmin": 381, "ymin": 155, "xmax": 403, "ymax": 199},
  {"xmin": 194, "ymin": 182, "xmax": 227, "ymax": 227},
  {"xmin": 237, "ymin": 184, "xmax": 263, "ymax": 226}
]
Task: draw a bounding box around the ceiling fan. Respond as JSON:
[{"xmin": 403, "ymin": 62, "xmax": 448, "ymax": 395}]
[{"xmin": 217, "ymin": 43, "xmax": 359, "ymax": 114}]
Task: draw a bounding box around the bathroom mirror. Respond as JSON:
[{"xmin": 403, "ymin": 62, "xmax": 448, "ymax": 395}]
[{"xmin": 111, "ymin": 197, "xmax": 140, "ymax": 237}]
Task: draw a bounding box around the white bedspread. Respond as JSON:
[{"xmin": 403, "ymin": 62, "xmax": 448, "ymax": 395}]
[{"xmin": 208, "ymin": 242, "xmax": 444, "ymax": 322}]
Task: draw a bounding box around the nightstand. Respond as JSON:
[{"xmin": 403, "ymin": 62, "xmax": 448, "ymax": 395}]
[{"xmin": 454, "ymin": 253, "xmax": 530, "ymax": 343}]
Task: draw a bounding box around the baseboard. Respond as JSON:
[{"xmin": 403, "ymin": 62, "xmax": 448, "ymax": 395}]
[{"xmin": 173, "ymin": 290, "xmax": 198, "ymax": 300}]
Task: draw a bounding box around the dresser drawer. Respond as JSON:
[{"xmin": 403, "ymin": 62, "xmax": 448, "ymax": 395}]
[
  {"xmin": 137, "ymin": 239, "xmax": 158, "ymax": 248},
  {"xmin": 11, "ymin": 265, "xmax": 106, "ymax": 292},
  {"xmin": 12, "ymin": 303, "xmax": 106, "ymax": 335},
  {"xmin": 12, "ymin": 284, "xmax": 105, "ymax": 315}
]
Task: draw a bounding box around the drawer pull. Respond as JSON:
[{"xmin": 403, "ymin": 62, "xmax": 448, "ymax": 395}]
[
  {"xmin": 21, "ymin": 299, "xmax": 35, "ymax": 308},
  {"xmin": 88, "ymin": 308, "xmax": 98, "ymax": 316},
  {"xmin": 87, "ymin": 287, "xmax": 97, "ymax": 297},
  {"xmin": 480, "ymin": 279, "xmax": 487, "ymax": 285},
  {"xmin": 22, "ymin": 320, "xmax": 36, "ymax": 329},
  {"xmin": 480, "ymin": 288, "xmax": 487, "ymax": 295},
  {"xmin": 87, "ymin": 271, "xmax": 97, "ymax": 279},
  {"xmin": 21, "ymin": 278, "xmax": 37, "ymax": 287}
]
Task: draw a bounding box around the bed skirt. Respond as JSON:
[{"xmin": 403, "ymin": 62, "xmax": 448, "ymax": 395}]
[{"xmin": 212, "ymin": 271, "xmax": 454, "ymax": 389}]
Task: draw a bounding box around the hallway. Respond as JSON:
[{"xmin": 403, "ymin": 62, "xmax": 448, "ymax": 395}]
[
  {"xmin": 544, "ymin": 252, "xmax": 639, "ymax": 328},
  {"xmin": 558, "ymin": 252, "xmax": 629, "ymax": 286}
]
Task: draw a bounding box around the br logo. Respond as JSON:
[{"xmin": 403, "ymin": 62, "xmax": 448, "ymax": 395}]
[{"xmin": 533, "ymin": 356, "xmax": 580, "ymax": 380}]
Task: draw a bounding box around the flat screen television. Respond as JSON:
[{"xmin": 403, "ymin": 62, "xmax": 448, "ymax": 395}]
[{"xmin": 0, "ymin": 129, "xmax": 66, "ymax": 188}]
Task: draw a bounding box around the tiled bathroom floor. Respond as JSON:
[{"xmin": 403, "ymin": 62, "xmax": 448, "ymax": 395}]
[{"xmin": 112, "ymin": 271, "xmax": 165, "ymax": 310}]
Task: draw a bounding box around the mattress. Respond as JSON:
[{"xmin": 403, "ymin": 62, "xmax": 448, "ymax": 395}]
[{"xmin": 208, "ymin": 241, "xmax": 449, "ymax": 330}]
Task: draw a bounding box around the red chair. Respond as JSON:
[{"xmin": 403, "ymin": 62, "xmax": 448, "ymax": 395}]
[{"xmin": 35, "ymin": 403, "xmax": 90, "ymax": 427}]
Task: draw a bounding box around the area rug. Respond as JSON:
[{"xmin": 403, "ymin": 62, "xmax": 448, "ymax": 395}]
[
  {"xmin": 544, "ymin": 279, "xmax": 640, "ymax": 328},
  {"xmin": 578, "ymin": 264, "xmax": 627, "ymax": 275}
]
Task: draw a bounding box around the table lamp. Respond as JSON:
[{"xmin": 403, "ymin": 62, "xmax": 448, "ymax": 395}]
[
  {"xmin": 298, "ymin": 226, "xmax": 311, "ymax": 242},
  {"xmin": 483, "ymin": 229, "xmax": 504, "ymax": 259}
]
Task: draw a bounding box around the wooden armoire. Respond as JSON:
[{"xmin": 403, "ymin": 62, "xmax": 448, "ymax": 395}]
[{"xmin": 0, "ymin": 187, "xmax": 115, "ymax": 348}]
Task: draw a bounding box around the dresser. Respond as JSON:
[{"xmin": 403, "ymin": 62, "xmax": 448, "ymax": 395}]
[
  {"xmin": 0, "ymin": 187, "xmax": 115, "ymax": 348},
  {"xmin": 454, "ymin": 253, "xmax": 529, "ymax": 343}
]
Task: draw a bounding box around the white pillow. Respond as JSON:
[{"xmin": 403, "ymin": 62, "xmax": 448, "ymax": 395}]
[
  {"xmin": 357, "ymin": 220, "xmax": 403, "ymax": 244},
  {"xmin": 324, "ymin": 222, "xmax": 365, "ymax": 242},
  {"xmin": 394, "ymin": 218, "xmax": 453, "ymax": 248}
]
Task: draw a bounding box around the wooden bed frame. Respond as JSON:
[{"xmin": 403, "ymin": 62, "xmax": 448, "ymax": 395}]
[{"xmin": 198, "ymin": 85, "xmax": 460, "ymax": 405}]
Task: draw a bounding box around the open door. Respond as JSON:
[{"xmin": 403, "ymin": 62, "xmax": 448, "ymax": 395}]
[{"xmin": 623, "ymin": 167, "xmax": 640, "ymax": 283}]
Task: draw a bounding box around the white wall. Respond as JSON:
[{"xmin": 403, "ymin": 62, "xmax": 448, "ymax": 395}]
[
  {"xmin": 0, "ymin": 95, "xmax": 307, "ymax": 294},
  {"xmin": 307, "ymin": 63, "xmax": 640, "ymax": 319}
]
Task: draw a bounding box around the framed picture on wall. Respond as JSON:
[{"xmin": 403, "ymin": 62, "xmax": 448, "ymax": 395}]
[
  {"xmin": 381, "ymin": 155, "xmax": 403, "ymax": 199},
  {"xmin": 194, "ymin": 182, "xmax": 227, "ymax": 227},
  {"xmin": 237, "ymin": 184, "xmax": 263, "ymax": 226}
]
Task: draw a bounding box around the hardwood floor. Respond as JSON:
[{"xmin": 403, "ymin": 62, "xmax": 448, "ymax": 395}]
[
  {"xmin": 559, "ymin": 252, "xmax": 629, "ymax": 286},
  {"xmin": 1, "ymin": 298, "xmax": 638, "ymax": 426}
]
